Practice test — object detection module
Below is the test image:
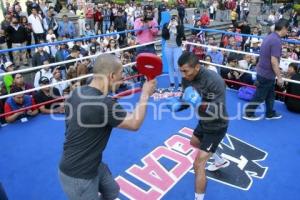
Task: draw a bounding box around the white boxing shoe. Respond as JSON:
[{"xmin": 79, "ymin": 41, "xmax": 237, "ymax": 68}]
[{"xmin": 206, "ymin": 160, "xmax": 230, "ymax": 172}]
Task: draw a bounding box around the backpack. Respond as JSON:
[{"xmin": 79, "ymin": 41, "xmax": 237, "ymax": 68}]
[{"xmin": 238, "ymin": 86, "xmax": 256, "ymax": 101}]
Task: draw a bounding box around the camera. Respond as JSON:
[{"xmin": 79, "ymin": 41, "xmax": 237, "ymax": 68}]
[{"xmin": 143, "ymin": 15, "xmax": 153, "ymax": 22}]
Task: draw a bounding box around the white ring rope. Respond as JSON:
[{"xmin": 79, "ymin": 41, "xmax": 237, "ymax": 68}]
[
  {"xmin": 0, "ymin": 52, "xmax": 162, "ymax": 100},
  {"xmin": 184, "ymin": 41, "xmax": 300, "ymax": 84},
  {"xmin": 183, "ymin": 41, "xmax": 300, "ymax": 65},
  {"xmin": 0, "ymin": 62, "xmax": 134, "ymax": 100},
  {"xmin": 0, "ymin": 74, "xmax": 92, "ymax": 100},
  {"xmin": 0, "ymin": 40, "xmax": 161, "ymax": 77}
]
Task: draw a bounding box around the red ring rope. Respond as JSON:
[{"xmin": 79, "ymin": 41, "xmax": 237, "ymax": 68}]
[{"xmin": 0, "ymin": 97, "xmax": 65, "ymax": 118}]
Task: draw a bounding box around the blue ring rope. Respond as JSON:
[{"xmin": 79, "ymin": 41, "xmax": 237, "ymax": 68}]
[{"xmin": 184, "ymin": 25, "xmax": 300, "ymax": 45}]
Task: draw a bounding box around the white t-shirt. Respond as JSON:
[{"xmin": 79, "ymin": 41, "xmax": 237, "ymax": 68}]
[
  {"xmin": 52, "ymin": 78, "xmax": 69, "ymax": 96},
  {"xmin": 280, "ymin": 58, "xmax": 292, "ymax": 72},
  {"xmin": 46, "ymin": 34, "xmax": 56, "ymax": 43},
  {"xmin": 28, "ymin": 14, "xmax": 44, "ymax": 34},
  {"xmin": 34, "ymin": 69, "xmax": 53, "ymax": 88},
  {"xmin": 209, "ymin": 5, "xmax": 214, "ymax": 14},
  {"xmin": 268, "ymin": 14, "xmax": 276, "ymax": 24},
  {"xmin": 207, "ymin": 65, "xmax": 218, "ymax": 73}
]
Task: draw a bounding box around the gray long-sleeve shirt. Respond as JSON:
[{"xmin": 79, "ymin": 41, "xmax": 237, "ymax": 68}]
[{"xmin": 182, "ymin": 67, "xmax": 229, "ymax": 133}]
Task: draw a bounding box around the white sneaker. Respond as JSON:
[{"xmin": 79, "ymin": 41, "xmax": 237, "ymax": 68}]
[{"xmin": 206, "ymin": 160, "xmax": 230, "ymax": 172}]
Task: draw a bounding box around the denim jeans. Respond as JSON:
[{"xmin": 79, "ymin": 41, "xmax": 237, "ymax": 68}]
[
  {"xmin": 245, "ymin": 75, "xmax": 276, "ymax": 117},
  {"xmin": 136, "ymin": 44, "xmax": 156, "ymax": 55},
  {"xmin": 59, "ymin": 162, "xmax": 120, "ymax": 200},
  {"xmin": 102, "ymin": 21, "xmax": 111, "ymax": 34},
  {"xmin": 164, "ymin": 46, "xmax": 182, "ymax": 86},
  {"xmin": 0, "ymin": 182, "xmax": 8, "ymax": 200}
]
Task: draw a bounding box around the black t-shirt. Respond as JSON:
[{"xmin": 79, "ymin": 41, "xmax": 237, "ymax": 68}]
[
  {"xmin": 59, "ymin": 86, "xmax": 127, "ymax": 179},
  {"xmin": 34, "ymin": 88, "xmax": 61, "ymax": 109},
  {"xmin": 285, "ymin": 73, "xmax": 300, "ymax": 112},
  {"xmin": 182, "ymin": 68, "xmax": 228, "ymax": 133}
]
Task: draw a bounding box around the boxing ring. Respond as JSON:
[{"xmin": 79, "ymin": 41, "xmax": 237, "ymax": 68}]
[
  {"xmin": 0, "ymin": 74, "xmax": 299, "ymax": 200},
  {"xmin": 1, "ymin": 24, "xmax": 300, "ymax": 200}
]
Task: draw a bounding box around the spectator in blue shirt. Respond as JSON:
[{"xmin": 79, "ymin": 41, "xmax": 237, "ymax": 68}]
[{"xmin": 58, "ymin": 15, "xmax": 76, "ymax": 38}]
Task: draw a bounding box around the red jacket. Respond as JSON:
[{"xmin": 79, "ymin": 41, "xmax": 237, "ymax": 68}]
[
  {"xmin": 200, "ymin": 14, "xmax": 210, "ymax": 26},
  {"xmin": 94, "ymin": 10, "xmax": 103, "ymax": 22}
]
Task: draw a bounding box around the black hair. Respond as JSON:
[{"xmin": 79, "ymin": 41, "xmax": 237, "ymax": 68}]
[
  {"xmin": 11, "ymin": 86, "xmax": 23, "ymax": 94},
  {"xmin": 288, "ymin": 63, "xmax": 299, "ymax": 72},
  {"xmin": 177, "ymin": 51, "xmax": 199, "ymax": 68},
  {"xmin": 275, "ymin": 19, "xmax": 289, "ymax": 31},
  {"xmin": 12, "ymin": 73, "xmax": 22, "ymax": 79},
  {"xmin": 204, "ymin": 55, "xmax": 212, "ymax": 61}
]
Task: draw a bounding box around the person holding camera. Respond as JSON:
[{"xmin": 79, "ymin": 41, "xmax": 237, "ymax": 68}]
[
  {"xmin": 162, "ymin": 9, "xmax": 186, "ymax": 91},
  {"xmin": 134, "ymin": 5, "xmax": 158, "ymax": 55}
]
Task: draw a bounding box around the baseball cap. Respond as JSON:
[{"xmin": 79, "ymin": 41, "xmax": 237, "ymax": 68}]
[
  {"xmin": 72, "ymin": 45, "xmax": 81, "ymax": 52},
  {"xmin": 39, "ymin": 76, "xmax": 50, "ymax": 85},
  {"xmin": 4, "ymin": 61, "xmax": 13, "ymax": 69}
]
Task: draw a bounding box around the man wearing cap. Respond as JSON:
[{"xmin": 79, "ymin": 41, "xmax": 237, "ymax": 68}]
[
  {"xmin": 34, "ymin": 60, "xmax": 53, "ymax": 88},
  {"xmin": 249, "ymin": 39, "xmax": 261, "ymax": 54},
  {"xmin": 33, "ymin": 77, "xmax": 64, "ymax": 114},
  {"xmin": 3, "ymin": 61, "xmax": 14, "ymax": 94},
  {"xmin": 4, "ymin": 87, "xmax": 38, "ymax": 123}
]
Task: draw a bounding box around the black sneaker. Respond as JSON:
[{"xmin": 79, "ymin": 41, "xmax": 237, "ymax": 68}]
[
  {"xmin": 266, "ymin": 113, "xmax": 282, "ymax": 120},
  {"xmin": 242, "ymin": 114, "xmax": 261, "ymax": 121}
]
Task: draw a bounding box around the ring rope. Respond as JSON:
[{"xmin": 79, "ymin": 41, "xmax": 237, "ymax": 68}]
[
  {"xmin": 0, "ymin": 74, "xmax": 92, "ymax": 100},
  {"xmin": 0, "ymin": 40, "xmax": 161, "ymax": 77},
  {"xmin": 0, "ymin": 50, "xmax": 162, "ymax": 100},
  {"xmin": 0, "ymin": 97, "xmax": 65, "ymax": 118},
  {"xmin": 199, "ymin": 60, "xmax": 300, "ymax": 84},
  {"xmin": 184, "ymin": 25, "xmax": 300, "ymax": 45},
  {"xmin": 184, "ymin": 41, "xmax": 300, "ymax": 65},
  {"xmin": 1, "ymin": 76, "xmax": 299, "ymax": 118},
  {"xmin": 223, "ymin": 78, "xmax": 300, "ymax": 100}
]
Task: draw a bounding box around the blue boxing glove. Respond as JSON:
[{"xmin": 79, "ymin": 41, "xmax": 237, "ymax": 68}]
[{"xmin": 182, "ymin": 86, "xmax": 202, "ymax": 107}]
